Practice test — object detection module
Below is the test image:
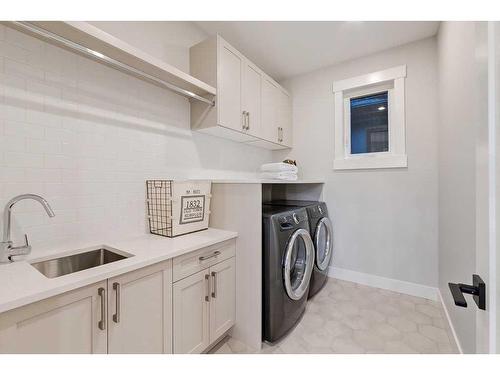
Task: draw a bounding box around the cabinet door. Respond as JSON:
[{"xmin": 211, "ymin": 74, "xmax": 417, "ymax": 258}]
[
  {"xmin": 209, "ymin": 257, "xmax": 236, "ymax": 343},
  {"xmin": 107, "ymin": 260, "xmax": 172, "ymax": 354},
  {"xmin": 173, "ymin": 269, "xmax": 210, "ymax": 354},
  {"xmin": 261, "ymin": 76, "xmax": 280, "ymax": 143},
  {"xmin": 242, "ymin": 62, "xmax": 262, "ymax": 137},
  {"xmin": 218, "ymin": 40, "xmax": 244, "ymax": 132},
  {"xmin": 278, "ymin": 89, "xmax": 293, "ymax": 147},
  {"xmin": 0, "ymin": 282, "xmax": 107, "ymax": 353}
]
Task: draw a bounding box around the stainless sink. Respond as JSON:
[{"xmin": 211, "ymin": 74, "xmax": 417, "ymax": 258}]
[{"xmin": 31, "ymin": 247, "xmax": 132, "ymax": 278}]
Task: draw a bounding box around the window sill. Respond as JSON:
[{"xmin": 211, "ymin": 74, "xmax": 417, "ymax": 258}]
[{"xmin": 333, "ymin": 154, "xmax": 407, "ymax": 170}]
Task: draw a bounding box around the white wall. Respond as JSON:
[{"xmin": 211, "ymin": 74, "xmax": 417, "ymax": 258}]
[
  {"xmin": 88, "ymin": 21, "xmax": 207, "ymax": 74},
  {"xmin": 437, "ymin": 22, "xmax": 478, "ymax": 354},
  {"xmin": 276, "ymin": 38, "xmax": 439, "ymax": 291},
  {"xmin": 0, "ymin": 23, "xmax": 272, "ymax": 249}
]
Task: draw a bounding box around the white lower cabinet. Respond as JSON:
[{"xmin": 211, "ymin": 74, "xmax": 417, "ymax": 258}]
[
  {"xmin": 0, "ymin": 281, "xmax": 107, "ymax": 354},
  {"xmin": 0, "ymin": 260, "xmax": 172, "ymax": 354},
  {"xmin": 173, "ymin": 269, "xmax": 210, "ymax": 353},
  {"xmin": 0, "ymin": 241, "xmax": 236, "ymax": 354},
  {"xmin": 173, "ymin": 257, "xmax": 235, "ymax": 354},
  {"xmin": 107, "ymin": 260, "xmax": 172, "ymax": 354}
]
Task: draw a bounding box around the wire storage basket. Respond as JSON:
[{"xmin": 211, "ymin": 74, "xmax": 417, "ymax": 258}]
[{"xmin": 146, "ymin": 180, "xmax": 212, "ymax": 237}]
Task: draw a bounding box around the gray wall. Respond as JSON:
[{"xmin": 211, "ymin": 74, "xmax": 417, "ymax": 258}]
[
  {"xmin": 437, "ymin": 22, "xmax": 478, "ymax": 354},
  {"xmin": 276, "ymin": 37, "xmax": 439, "ymax": 289}
]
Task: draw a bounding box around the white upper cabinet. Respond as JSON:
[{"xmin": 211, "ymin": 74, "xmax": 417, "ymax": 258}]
[
  {"xmin": 218, "ymin": 41, "xmax": 244, "ymax": 132},
  {"xmin": 242, "ymin": 61, "xmax": 262, "ymax": 137},
  {"xmin": 278, "ymin": 89, "xmax": 293, "ymax": 147},
  {"xmin": 190, "ymin": 35, "xmax": 292, "ymax": 149}
]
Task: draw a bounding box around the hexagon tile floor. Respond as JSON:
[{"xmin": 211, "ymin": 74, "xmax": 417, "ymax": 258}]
[{"xmin": 211, "ymin": 278, "xmax": 459, "ymax": 354}]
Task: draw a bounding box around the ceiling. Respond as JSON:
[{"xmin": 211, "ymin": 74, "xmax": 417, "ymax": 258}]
[{"xmin": 194, "ymin": 21, "xmax": 440, "ymax": 81}]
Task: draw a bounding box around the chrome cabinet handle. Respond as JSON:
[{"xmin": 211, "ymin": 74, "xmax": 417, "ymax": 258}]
[
  {"xmin": 113, "ymin": 282, "xmax": 121, "ymax": 323},
  {"xmin": 199, "ymin": 250, "xmax": 221, "ymax": 262},
  {"xmin": 98, "ymin": 287, "xmax": 106, "ymax": 331},
  {"xmin": 246, "ymin": 112, "xmax": 250, "ymax": 130},
  {"xmin": 211, "ymin": 271, "xmax": 217, "ymax": 298},
  {"xmin": 242, "ymin": 111, "xmax": 247, "ymax": 130},
  {"xmin": 205, "ymin": 274, "xmax": 210, "ymax": 302},
  {"xmin": 277, "ymin": 126, "xmax": 281, "ymax": 142}
]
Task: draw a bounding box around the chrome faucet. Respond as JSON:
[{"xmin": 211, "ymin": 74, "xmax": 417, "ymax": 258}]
[{"xmin": 0, "ymin": 194, "xmax": 55, "ymax": 263}]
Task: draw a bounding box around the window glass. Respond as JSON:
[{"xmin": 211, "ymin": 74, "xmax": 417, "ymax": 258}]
[{"xmin": 350, "ymin": 91, "xmax": 389, "ymax": 154}]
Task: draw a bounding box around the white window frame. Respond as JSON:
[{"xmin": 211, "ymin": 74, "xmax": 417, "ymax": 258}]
[{"xmin": 333, "ymin": 65, "xmax": 407, "ymax": 170}]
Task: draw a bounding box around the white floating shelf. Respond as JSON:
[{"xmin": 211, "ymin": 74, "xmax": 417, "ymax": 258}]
[{"xmin": 8, "ymin": 21, "xmax": 216, "ymax": 103}]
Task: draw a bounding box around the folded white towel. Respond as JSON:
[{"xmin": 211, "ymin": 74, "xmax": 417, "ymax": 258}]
[
  {"xmin": 260, "ymin": 162, "xmax": 298, "ymax": 173},
  {"xmin": 260, "ymin": 171, "xmax": 298, "ymax": 181}
]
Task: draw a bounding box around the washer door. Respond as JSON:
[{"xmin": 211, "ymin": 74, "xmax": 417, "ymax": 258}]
[
  {"xmin": 314, "ymin": 217, "xmax": 333, "ymax": 271},
  {"xmin": 283, "ymin": 228, "xmax": 315, "ymax": 300}
]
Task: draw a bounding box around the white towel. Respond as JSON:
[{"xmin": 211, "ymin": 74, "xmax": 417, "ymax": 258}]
[
  {"xmin": 260, "ymin": 171, "xmax": 298, "ymax": 181},
  {"xmin": 260, "ymin": 162, "xmax": 298, "ymax": 173}
]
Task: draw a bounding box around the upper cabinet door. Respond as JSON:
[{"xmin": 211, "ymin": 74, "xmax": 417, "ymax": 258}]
[
  {"xmin": 218, "ymin": 40, "xmax": 244, "ymax": 132},
  {"xmin": 209, "ymin": 257, "xmax": 236, "ymax": 343},
  {"xmin": 261, "ymin": 76, "xmax": 279, "ymax": 143},
  {"xmin": 173, "ymin": 269, "xmax": 210, "ymax": 354},
  {"xmin": 278, "ymin": 89, "xmax": 293, "ymax": 147},
  {"xmin": 0, "ymin": 282, "xmax": 107, "ymax": 354},
  {"xmin": 242, "ymin": 62, "xmax": 262, "ymax": 137},
  {"xmin": 107, "ymin": 261, "xmax": 172, "ymax": 354}
]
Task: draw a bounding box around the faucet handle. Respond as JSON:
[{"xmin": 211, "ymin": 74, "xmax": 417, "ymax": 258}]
[{"xmin": 8, "ymin": 234, "xmax": 32, "ymax": 258}]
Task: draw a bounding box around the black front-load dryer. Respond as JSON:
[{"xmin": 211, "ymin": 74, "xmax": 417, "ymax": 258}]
[
  {"xmin": 264, "ymin": 200, "xmax": 334, "ymax": 299},
  {"xmin": 262, "ymin": 205, "xmax": 315, "ymax": 343}
]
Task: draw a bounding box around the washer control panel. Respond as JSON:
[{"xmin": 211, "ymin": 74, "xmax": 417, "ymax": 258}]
[{"xmin": 278, "ymin": 211, "xmax": 307, "ymax": 230}]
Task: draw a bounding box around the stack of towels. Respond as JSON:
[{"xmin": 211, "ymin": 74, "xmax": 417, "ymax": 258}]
[{"xmin": 260, "ymin": 162, "xmax": 298, "ymax": 181}]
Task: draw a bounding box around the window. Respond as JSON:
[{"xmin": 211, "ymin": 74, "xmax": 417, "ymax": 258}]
[{"xmin": 333, "ymin": 65, "xmax": 407, "ymax": 170}]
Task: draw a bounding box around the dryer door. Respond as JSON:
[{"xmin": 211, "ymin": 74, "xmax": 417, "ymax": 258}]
[
  {"xmin": 314, "ymin": 217, "xmax": 333, "ymax": 271},
  {"xmin": 283, "ymin": 228, "xmax": 315, "ymax": 300}
]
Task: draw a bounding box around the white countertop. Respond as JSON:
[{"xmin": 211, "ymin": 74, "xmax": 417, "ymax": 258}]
[
  {"xmin": 0, "ymin": 228, "xmax": 237, "ymax": 314},
  {"xmin": 211, "ymin": 178, "xmax": 325, "ymax": 184}
]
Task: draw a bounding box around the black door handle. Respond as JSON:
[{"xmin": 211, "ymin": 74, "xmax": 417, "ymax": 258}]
[{"xmin": 448, "ymin": 274, "xmax": 486, "ymax": 310}]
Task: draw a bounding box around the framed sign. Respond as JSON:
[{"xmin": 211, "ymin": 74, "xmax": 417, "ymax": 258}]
[{"xmin": 179, "ymin": 195, "xmax": 206, "ymax": 224}]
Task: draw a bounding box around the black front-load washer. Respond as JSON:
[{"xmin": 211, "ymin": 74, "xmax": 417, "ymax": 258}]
[
  {"xmin": 262, "ymin": 205, "xmax": 315, "ymax": 343},
  {"xmin": 264, "ymin": 200, "xmax": 333, "ymax": 299}
]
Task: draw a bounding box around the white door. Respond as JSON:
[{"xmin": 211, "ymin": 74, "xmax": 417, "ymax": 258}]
[
  {"xmin": 107, "ymin": 261, "xmax": 172, "ymax": 354},
  {"xmin": 261, "ymin": 77, "xmax": 280, "ymax": 143},
  {"xmin": 173, "ymin": 269, "xmax": 210, "ymax": 354},
  {"xmin": 443, "ymin": 21, "xmax": 498, "ymax": 354},
  {"xmin": 0, "ymin": 282, "xmax": 107, "ymax": 353},
  {"xmin": 209, "ymin": 257, "xmax": 236, "ymax": 342},
  {"xmin": 473, "ymin": 21, "xmax": 498, "ymax": 354},
  {"xmin": 242, "ymin": 62, "xmax": 262, "ymax": 137},
  {"xmin": 218, "ymin": 40, "xmax": 243, "ymax": 132}
]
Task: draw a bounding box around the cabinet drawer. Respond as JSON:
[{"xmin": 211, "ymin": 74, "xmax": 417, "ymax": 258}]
[{"xmin": 173, "ymin": 239, "xmax": 235, "ymax": 282}]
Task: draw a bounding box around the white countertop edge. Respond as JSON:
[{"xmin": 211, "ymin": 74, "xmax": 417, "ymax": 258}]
[
  {"xmin": 211, "ymin": 179, "xmax": 325, "ymax": 184},
  {"xmin": 0, "ymin": 228, "xmax": 237, "ymax": 314}
]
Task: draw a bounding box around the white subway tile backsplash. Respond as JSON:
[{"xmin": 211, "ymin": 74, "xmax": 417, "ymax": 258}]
[
  {"xmin": 0, "ymin": 134, "xmax": 25, "ymax": 152},
  {"xmin": 43, "ymin": 154, "xmax": 77, "ymax": 169},
  {"xmin": 4, "ymin": 151, "xmax": 43, "ymax": 168},
  {"xmin": 0, "ymin": 103, "xmax": 26, "ymax": 122},
  {"xmin": 4, "ymin": 120, "xmax": 44, "ymax": 138},
  {"xmin": 4, "ymin": 59, "xmax": 44, "ymax": 81},
  {"xmin": 0, "ymin": 41, "xmax": 30, "ymax": 63},
  {"xmin": 0, "ymin": 24, "xmax": 271, "ymax": 249},
  {"xmin": 44, "ymin": 126, "xmax": 75, "ymax": 142},
  {"xmin": 5, "ymin": 27, "xmax": 43, "ymax": 53},
  {"xmin": 27, "ymin": 138, "xmax": 62, "ymax": 154}
]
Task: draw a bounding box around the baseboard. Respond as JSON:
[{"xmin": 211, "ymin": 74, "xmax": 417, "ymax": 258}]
[
  {"xmin": 438, "ymin": 289, "xmax": 463, "ymax": 354},
  {"xmin": 328, "ymin": 266, "xmax": 439, "ymax": 301}
]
